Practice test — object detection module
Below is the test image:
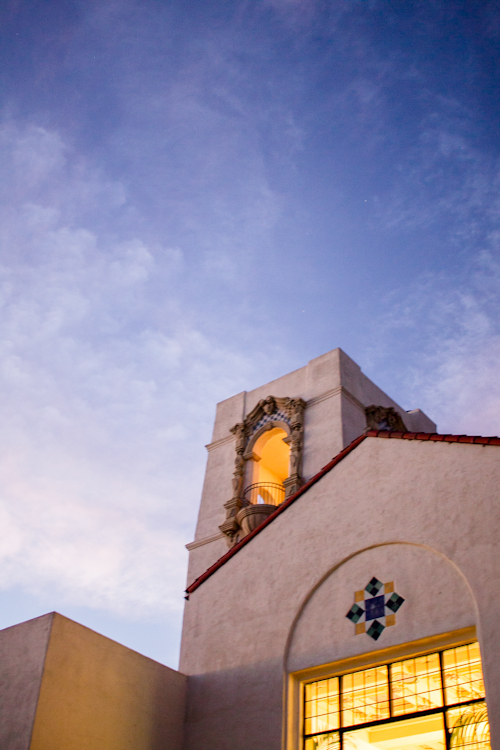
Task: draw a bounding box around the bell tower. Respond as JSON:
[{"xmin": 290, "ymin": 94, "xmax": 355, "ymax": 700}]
[{"xmin": 185, "ymin": 348, "xmax": 436, "ymax": 586}]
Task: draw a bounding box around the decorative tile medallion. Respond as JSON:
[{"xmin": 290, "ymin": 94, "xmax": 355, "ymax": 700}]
[{"xmin": 346, "ymin": 577, "xmax": 405, "ymax": 640}]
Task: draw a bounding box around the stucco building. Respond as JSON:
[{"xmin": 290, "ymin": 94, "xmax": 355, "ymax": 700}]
[{"xmin": 1, "ymin": 348, "xmax": 497, "ymax": 750}]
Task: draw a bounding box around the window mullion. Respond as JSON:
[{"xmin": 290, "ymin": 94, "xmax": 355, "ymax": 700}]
[
  {"xmin": 339, "ymin": 674, "xmax": 344, "ymax": 750},
  {"xmin": 387, "ymin": 663, "xmax": 393, "ymax": 718},
  {"xmin": 439, "ymin": 650, "xmax": 451, "ymax": 750},
  {"xmin": 438, "ymin": 649, "xmax": 446, "ymax": 707}
]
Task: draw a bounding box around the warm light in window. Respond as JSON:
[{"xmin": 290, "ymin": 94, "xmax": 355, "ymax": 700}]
[
  {"xmin": 305, "ymin": 678, "xmax": 340, "ymax": 735},
  {"xmin": 251, "ymin": 427, "xmax": 290, "ymax": 485},
  {"xmin": 390, "ymin": 653, "xmax": 443, "ymax": 716},
  {"xmin": 447, "ymin": 702, "xmax": 490, "ymax": 749},
  {"xmin": 442, "ymin": 643, "xmax": 484, "ymax": 705},
  {"xmin": 343, "ymin": 713, "xmax": 446, "ymax": 750},
  {"xmin": 303, "ymin": 642, "xmax": 490, "ymax": 750},
  {"xmin": 341, "ymin": 666, "xmax": 390, "ymax": 727},
  {"xmin": 304, "ymin": 732, "xmax": 340, "ymax": 750}
]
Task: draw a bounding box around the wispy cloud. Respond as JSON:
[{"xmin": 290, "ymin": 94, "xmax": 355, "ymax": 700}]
[
  {"xmin": 366, "ymin": 249, "xmax": 500, "ymax": 437},
  {"xmin": 0, "ymin": 121, "xmax": 283, "ymax": 619},
  {"xmin": 361, "ymin": 70, "xmax": 500, "ymax": 436},
  {"xmin": 2, "ymin": 1, "xmax": 500, "ymax": 654}
]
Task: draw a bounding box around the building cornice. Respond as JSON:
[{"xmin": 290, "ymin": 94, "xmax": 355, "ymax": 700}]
[
  {"xmin": 205, "ymin": 386, "xmax": 365, "ymax": 452},
  {"xmin": 185, "ymin": 532, "xmax": 225, "ymax": 551},
  {"xmin": 306, "ymin": 385, "xmax": 364, "ymax": 412},
  {"xmin": 205, "ymin": 434, "xmax": 235, "ymax": 452}
]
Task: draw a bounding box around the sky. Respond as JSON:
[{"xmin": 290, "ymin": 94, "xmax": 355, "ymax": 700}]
[{"xmin": 0, "ymin": 0, "xmax": 499, "ymax": 668}]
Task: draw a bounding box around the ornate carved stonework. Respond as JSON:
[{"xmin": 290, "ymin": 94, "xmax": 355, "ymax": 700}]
[
  {"xmin": 365, "ymin": 405, "xmax": 407, "ymax": 432},
  {"xmin": 219, "ymin": 396, "xmax": 306, "ymax": 546}
]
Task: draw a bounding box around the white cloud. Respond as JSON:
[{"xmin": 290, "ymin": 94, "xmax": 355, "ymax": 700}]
[{"xmin": 0, "ymin": 121, "xmax": 271, "ymax": 618}]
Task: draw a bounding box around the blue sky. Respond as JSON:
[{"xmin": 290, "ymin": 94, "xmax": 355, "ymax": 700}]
[{"xmin": 0, "ymin": 0, "xmax": 499, "ymax": 667}]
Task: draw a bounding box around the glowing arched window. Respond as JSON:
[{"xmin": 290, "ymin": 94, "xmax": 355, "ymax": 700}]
[{"xmin": 244, "ymin": 427, "xmax": 290, "ymax": 506}]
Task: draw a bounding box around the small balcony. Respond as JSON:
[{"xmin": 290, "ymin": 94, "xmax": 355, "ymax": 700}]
[{"xmin": 243, "ymin": 481, "xmax": 285, "ymax": 507}]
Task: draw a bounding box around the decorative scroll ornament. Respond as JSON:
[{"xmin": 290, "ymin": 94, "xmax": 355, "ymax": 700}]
[
  {"xmin": 219, "ymin": 396, "xmax": 306, "ymax": 546},
  {"xmin": 365, "ymin": 405, "xmax": 406, "ymax": 432}
]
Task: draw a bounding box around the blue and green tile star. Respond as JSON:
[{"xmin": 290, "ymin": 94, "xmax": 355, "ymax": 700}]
[{"xmin": 346, "ymin": 577, "xmax": 405, "ymax": 640}]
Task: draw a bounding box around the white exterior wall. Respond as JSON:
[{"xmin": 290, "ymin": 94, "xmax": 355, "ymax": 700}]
[
  {"xmin": 180, "ymin": 438, "xmax": 500, "ymax": 750},
  {"xmin": 186, "ymin": 348, "xmax": 435, "ymax": 586}
]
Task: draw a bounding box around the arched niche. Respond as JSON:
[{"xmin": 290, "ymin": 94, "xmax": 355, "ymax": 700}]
[
  {"xmin": 219, "ymin": 395, "xmax": 305, "ymax": 546},
  {"xmin": 285, "ymin": 543, "xmax": 477, "ymax": 675},
  {"xmin": 244, "ymin": 424, "xmax": 291, "ymax": 500},
  {"xmin": 283, "ymin": 544, "xmax": 480, "ymax": 750}
]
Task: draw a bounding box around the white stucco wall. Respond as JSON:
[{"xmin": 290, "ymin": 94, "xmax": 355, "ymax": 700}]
[
  {"xmin": 180, "ymin": 438, "xmax": 499, "ymax": 750},
  {"xmin": 186, "ymin": 349, "xmax": 435, "ymax": 586},
  {"xmin": 288, "ymin": 544, "xmax": 476, "ymax": 674}
]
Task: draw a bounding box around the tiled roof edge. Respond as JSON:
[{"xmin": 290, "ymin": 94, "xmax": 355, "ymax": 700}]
[
  {"xmin": 366, "ymin": 430, "xmax": 500, "ymax": 445},
  {"xmin": 185, "ymin": 429, "xmax": 500, "ymax": 597}
]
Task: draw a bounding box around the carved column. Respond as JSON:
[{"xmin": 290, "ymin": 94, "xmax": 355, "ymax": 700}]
[
  {"xmin": 283, "ymin": 398, "xmax": 306, "ymax": 498},
  {"xmin": 219, "ymin": 423, "xmax": 246, "ymax": 544}
]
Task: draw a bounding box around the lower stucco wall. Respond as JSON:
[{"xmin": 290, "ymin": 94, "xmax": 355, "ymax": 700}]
[
  {"xmin": 0, "ymin": 613, "xmax": 53, "ymax": 750},
  {"xmin": 180, "ymin": 438, "xmax": 500, "ymax": 750},
  {"xmin": 29, "ymin": 613, "xmax": 187, "ymax": 750}
]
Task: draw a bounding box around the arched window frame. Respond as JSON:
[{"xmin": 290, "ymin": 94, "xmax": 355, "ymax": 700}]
[
  {"xmin": 219, "ymin": 395, "xmax": 305, "ymax": 546},
  {"xmin": 242, "ymin": 419, "xmax": 292, "ymax": 461}
]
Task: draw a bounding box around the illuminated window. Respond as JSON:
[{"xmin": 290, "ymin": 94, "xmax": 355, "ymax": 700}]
[
  {"xmin": 303, "ymin": 642, "xmax": 490, "ymax": 750},
  {"xmin": 390, "ymin": 652, "xmax": 443, "ymax": 715},
  {"xmin": 304, "ymin": 678, "xmax": 340, "ymax": 736},
  {"xmin": 447, "ymin": 702, "xmax": 490, "ymax": 750},
  {"xmin": 342, "ymin": 666, "xmax": 389, "ymax": 727},
  {"xmin": 244, "ymin": 427, "xmax": 290, "ymax": 506},
  {"xmin": 443, "ymin": 642, "xmax": 484, "ymax": 705}
]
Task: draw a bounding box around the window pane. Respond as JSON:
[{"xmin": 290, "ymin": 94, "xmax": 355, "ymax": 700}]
[
  {"xmin": 341, "ymin": 666, "xmax": 389, "ymax": 727},
  {"xmin": 447, "ymin": 702, "xmax": 490, "ymax": 750},
  {"xmin": 343, "ymin": 713, "xmax": 446, "ymax": 750},
  {"xmin": 304, "ymin": 678, "xmax": 340, "ymax": 735},
  {"xmin": 443, "ymin": 643, "xmax": 485, "ymax": 705},
  {"xmin": 390, "ymin": 652, "xmax": 443, "ymax": 715},
  {"xmin": 303, "ymin": 641, "xmax": 487, "ymax": 749},
  {"xmin": 304, "ymin": 731, "xmax": 340, "ymax": 750}
]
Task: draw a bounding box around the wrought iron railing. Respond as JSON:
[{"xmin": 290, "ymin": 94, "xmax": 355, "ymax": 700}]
[{"xmin": 243, "ymin": 482, "xmax": 285, "ymax": 507}]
